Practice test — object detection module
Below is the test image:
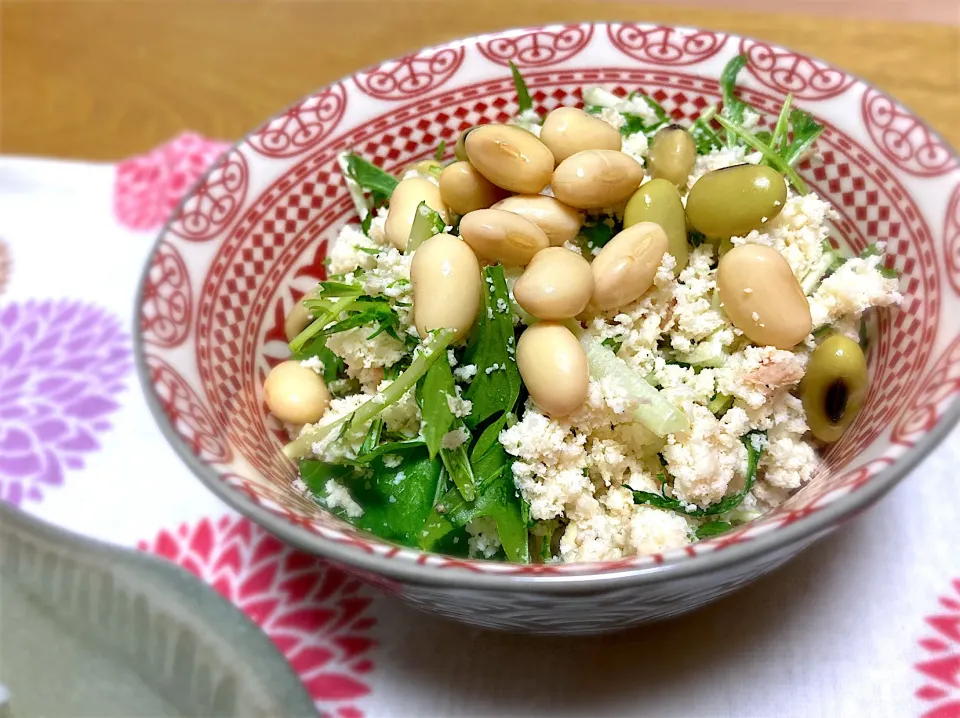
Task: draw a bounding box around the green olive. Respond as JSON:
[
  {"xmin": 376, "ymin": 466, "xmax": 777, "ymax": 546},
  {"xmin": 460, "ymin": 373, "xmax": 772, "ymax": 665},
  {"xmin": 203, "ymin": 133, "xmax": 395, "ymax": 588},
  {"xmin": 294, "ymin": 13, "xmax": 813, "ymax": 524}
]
[
  {"xmin": 623, "ymin": 179, "xmax": 688, "ymax": 274},
  {"xmin": 685, "ymin": 164, "xmax": 787, "ymax": 238},
  {"xmin": 647, "ymin": 124, "xmax": 696, "ymax": 188},
  {"xmin": 800, "ymin": 335, "xmax": 868, "ymax": 443}
]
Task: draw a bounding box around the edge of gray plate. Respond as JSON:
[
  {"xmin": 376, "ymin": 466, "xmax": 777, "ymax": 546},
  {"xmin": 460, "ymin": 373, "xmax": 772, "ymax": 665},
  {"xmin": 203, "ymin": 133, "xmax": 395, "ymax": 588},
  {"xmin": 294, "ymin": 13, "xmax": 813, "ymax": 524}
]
[{"xmin": 0, "ymin": 504, "xmax": 318, "ymax": 718}]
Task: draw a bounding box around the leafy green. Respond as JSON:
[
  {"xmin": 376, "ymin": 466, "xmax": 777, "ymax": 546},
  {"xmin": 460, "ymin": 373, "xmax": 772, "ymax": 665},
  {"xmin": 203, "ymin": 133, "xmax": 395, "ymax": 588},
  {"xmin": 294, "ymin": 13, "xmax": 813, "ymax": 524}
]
[
  {"xmin": 860, "ymin": 244, "xmax": 899, "ymax": 279},
  {"xmin": 358, "ymin": 417, "xmax": 383, "ymax": 456},
  {"xmin": 510, "ymin": 61, "xmax": 534, "ymax": 114},
  {"xmin": 719, "ymin": 54, "xmax": 753, "ymax": 139},
  {"xmin": 470, "ymin": 412, "xmax": 512, "ymax": 462},
  {"xmin": 435, "ymin": 140, "xmax": 446, "ymax": 162},
  {"xmin": 285, "ymin": 329, "xmax": 455, "ymax": 458},
  {"xmin": 708, "ymin": 393, "xmax": 734, "ymax": 417},
  {"xmin": 579, "ymin": 218, "xmax": 619, "ymax": 252},
  {"xmin": 688, "ymin": 230, "xmax": 708, "ymax": 248},
  {"xmin": 291, "ymin": 335, "xmax": 345, "ymax": 385},
  {"xmin": 463, "ymin": 265, "xmax": 522, "ymax": 428},
  {"xmin": 695, "ymin": 521, "xmax": 733, "ymax": 539},
  {"xmin": 419, "ymin": 428, "xmax": 529, "ymax": 563},
  {"xmin": 343, "ymin": 152, "xmax": 398, "ymax": 204},
  {"xmin": 406, "ymin": 201, "xmax": 446, "ymax": 253},
  {"xmin": 301, "ymin": 450, "xmax": 443, "ymax": 546},
  {"xmin": 416, "ymin": 358, "xmax": 476, "ymax": 500},
  {"xmin": 303, "ymin": 295, "xmax": 402, "ymax": 342},
  {"xmin": 632, "ymin": 431, "xmax": 766, "ymax": 516},
  {"xmin": 417, "ymin": 358, "xmax": 458, "ymax": 458},
  {"xmin": 601, "ymin": 337, "xmax": 623, "ymax": 354},
  {"xmin": 714, "ymin": 114, "xmax": 809, "ymax": 194},
  {"xmin": 769, "ymin": 93, "xmax": 794, "ymax": 151},
  {"xmin": 690, "ymin": 117, "xmax": 723, "ymax": 154},
  {"xmin": 352, "ymin": 438, "xmax": 426, "ymax": 464},
  {"xmin": 813, "ymin": 325, "xmax": 833, "ymax": 339},
  {"xmin": 781, "ymin": 109, "xmax": 824, "ymax": 165}
]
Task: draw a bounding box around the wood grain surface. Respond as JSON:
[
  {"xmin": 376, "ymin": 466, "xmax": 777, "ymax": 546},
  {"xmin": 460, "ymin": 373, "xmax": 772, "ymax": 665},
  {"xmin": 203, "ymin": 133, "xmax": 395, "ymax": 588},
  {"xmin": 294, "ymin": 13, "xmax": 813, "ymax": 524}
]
[{"xmin": 2, "ymin": 0, "xmax": 958, "ymax": 160}]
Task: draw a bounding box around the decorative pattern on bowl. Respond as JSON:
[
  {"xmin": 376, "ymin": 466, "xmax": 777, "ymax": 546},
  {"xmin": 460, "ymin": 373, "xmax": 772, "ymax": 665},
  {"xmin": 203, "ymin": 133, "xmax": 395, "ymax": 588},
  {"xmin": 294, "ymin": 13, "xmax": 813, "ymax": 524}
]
[{"xmin": 135, "ymin": 23, "xmax": 960, "ymax": 633}]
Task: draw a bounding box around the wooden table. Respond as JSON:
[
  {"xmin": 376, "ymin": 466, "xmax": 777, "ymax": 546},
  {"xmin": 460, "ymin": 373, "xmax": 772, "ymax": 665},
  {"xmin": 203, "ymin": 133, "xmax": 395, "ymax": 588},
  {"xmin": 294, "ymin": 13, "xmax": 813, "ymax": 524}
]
[{"xmin": 3, "ymin": 0, "xmax": 958, "ymax": 160}]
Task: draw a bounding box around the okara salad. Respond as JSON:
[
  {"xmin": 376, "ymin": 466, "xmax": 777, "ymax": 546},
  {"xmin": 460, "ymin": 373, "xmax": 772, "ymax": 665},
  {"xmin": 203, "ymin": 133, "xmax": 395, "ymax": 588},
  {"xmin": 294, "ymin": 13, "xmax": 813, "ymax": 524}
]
[{"xmin": 263, "ymin": 57, "xmax": 902, "ymax": 563}]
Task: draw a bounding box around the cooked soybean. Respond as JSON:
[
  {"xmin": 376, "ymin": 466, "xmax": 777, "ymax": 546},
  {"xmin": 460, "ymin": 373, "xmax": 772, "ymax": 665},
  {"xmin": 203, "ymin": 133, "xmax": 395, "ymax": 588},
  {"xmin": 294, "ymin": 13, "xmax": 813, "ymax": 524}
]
[
  {"xmin": 459, "ymin": 208, "xmax": 550, "ymax": 266},
  {"xmin": 464, "ymin": 124, "xmax": 555, "ymax": 194},
  {"xmin": 539, "ymin": 107, "xmax": 622, "ymax": 164},
  {"xmin": 590, "ymin": 222, "xmax": 668, "ymax": 311},
  {"xmin": 516, "ymin": 322, "xmax": 589, "ymax": 417},
  {"xmin": 492, "ymin": 194, "xmax": 584, "ymax": 247},
  {"xmin": 716, "ymin": 243, "xmax": 812, "ymax": 349},
  {"xmin": 410, "ymin": 233, "xmax": 482, "ymax": 340},
  {"xmin": 513, "ymin": 247, "xmax": 594, "ymax": 320},
  {"xmin": 647, "ymin": 125, "xmax": 697, "ymax": 188},
  {"xmin": 551, "ymin": 150, "xmax": 644, "ymax": 210},
  {"xmin": 384, "ymin": 177, "xmax": 448, "ymax": 250},
  {"xmin": 263, "ymin": 361, "xmax": 331, "ymax": 425}
]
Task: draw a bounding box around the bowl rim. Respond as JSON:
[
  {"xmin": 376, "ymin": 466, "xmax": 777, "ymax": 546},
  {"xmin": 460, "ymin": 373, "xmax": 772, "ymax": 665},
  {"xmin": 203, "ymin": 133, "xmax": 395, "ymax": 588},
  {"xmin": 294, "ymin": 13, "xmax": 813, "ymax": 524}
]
[{"xmin": 134, "ymin": 21, "xmax": 960, "ymax": 593}]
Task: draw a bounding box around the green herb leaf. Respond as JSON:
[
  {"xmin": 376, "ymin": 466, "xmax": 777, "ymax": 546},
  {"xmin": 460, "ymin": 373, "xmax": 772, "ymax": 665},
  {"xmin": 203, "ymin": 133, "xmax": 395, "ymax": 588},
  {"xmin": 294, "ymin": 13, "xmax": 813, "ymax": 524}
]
[
  {"xmin": 579, "ymin": 218, "xmax": 619, "ymax": 252},
  {"xmin": 510, "ymin": 61, "xmax": 534, "ymax": 114},
  {"xmin": 719, "ymin": 54, "xmax": 751, "ymax": 137},
  {"xmin": 285, "ymin": 329, "xmax": 455, "ymax": 459},
  {"xmin": 813, "ymin": 325, "xmax": 833, "ymax": 339},
  {"xmin": 358, "ymin": 417, "xmax": 383, "ymax": 456},
  {"xmin": 601, "ymin": 337, "xmax": 623, "ymax": 354},
  {"xmin": 470, "ymin": 412, "xmax": 511, "ymax": 462},
  {"xmin": 291, "ymin": 335, "xmax": 345, "ymax": 385},
  {"xmin": 633, "ymin": 431, "xmax": 766, "ymax": 517},
  {"xmin": 343, "ymin": 152, "xmax": 399, "ymax": 203},
  {"xmin": 435, "ymin": 140, "xmax": 446, "ymax": 162},
  {"xmin": 406, "ymin": 201, "xmax": 446, "ymax": 253},
  {"xmin": 695, "ymin": 521, "xmax": 733, "ymax": 539},
  {"xmin": 781, "ymin": 109, "xmax": 824, "ymax": 166},
  {"xmin": 688, "ymin": 230, "xmax": 708, "ymax": 248},
  {"xmin": 690, "ymin": 118, "xmax": 723, "ymax": 154},
  {"xmin": 352, "ymin": 438, "xmax": 426, "ymax": 464},
  {"xmin": 417, "ymin": 358, "xmax": 457, "ymax": 459},
  {"xmin": 707, "ymin": 393, "xmax": 734, "ymax": 417},
  {"xmin": 769, "ymin": 93, "xmax": 794, "ymax": 151},
  {"xmin": 302, "ymin": 450, "xmax": 443, "ymax": 546},
  {"xmin": 713, "ymin": 114, "xmax": 809, "ymax": 194},
  {"xmin": 463, "ymin": 265, "xmax": 522, "ymax": 428},
  {"xmin": 859, "ymin": 244, "xmax": 899, "ymax": 279},
  {"xmin": 420, "ymin": 433, "xmax": 528, "ymax": 562},
  {"xmin": 440, "ymin": 427, "xmax": 477, "ymax": 502}
]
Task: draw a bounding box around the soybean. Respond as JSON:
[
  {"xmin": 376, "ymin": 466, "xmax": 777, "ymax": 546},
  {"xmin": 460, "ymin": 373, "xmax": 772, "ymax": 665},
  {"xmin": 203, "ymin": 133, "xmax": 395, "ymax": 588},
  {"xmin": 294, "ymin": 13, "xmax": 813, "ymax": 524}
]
[
  {"xmin": 439, "ymin": 161, "xmax": 506, "ymax": 215},
  {"xmin": 385, "ymin": 177, "xmax": 448, "ymax": 251},
  {"xmin": 647, "ymin": 125, "xmax": 697, "ymax": 188},
  {"xmin": 590, "ymin": 222, "xmax": 668, "ymax": 311},
  {"xmin": 800, "ymin": 334, "xmax": 869, "ymax": 443},
  {"xmin": 492, "ymin": 194, "xmax": 583, "ymax": 247},
  {"xmin": 464, "ymin": 124, "xmax": 555, "ymax": 194},
  {"xmin": 516, "ymin": 322, "xmax": 589, "ymax": 417},
  {"xmin": 716, "ymin": 244, "xmax": 812, "ymax": 349},
  {"xmin": 263, "ymin": 360, "xmax": 331, "ymax": 425},
  {"xmin": 686, "ymin": 164, "xmax": 787, "ymax": 238},
  {"xmin": 513, "ymin": 247, "xmax": 594, "ymax": 320},
  {"xmin": 459, "ymin": 208, "xmax": 549, "ymax": 266},
  {"xmin": 623, "ymin": 179, "xmax": 689, "ymax": 274},
  {"xmin": 539, "ymin": 107, "xmax": 622, "ymax": 164},
  {"xmin": 410, "ymin": 233, "xmax": 482, "ymax": 341},
  {"xmin": 551, "ymin": 150, "xmax": 644, "ymax": 210}
]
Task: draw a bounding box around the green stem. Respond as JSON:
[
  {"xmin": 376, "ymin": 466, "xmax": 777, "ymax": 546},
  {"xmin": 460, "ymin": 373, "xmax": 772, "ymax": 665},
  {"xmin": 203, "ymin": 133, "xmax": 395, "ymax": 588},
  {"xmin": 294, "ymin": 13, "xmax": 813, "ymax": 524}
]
[
  {"xmin": 289, "ymin": 296, "xmax": 356, "ymax": 353},
  {"xmin": 770, "ymin": 93, "xmax": 793, "ymax": 151},
  {"xmin": 283, "ymin": 329, "xmax": 455, "ymax": 459},
  {"xmin": 713, "ymin": 115, "xmax": 809, "ymax": 195}
]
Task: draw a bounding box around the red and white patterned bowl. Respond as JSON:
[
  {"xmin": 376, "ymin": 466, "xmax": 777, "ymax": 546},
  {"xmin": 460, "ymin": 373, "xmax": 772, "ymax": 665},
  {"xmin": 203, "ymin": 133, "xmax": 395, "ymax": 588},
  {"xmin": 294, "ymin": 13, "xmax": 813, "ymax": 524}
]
[{"xmin": 135, "ymin": 23, "xmax": 960, "ymax": 634}]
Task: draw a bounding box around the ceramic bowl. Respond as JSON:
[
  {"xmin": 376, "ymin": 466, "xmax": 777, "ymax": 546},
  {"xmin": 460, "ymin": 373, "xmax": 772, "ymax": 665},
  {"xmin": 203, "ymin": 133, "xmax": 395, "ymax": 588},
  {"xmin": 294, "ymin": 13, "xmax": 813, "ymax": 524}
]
[{"xmin": 135, "ymin": 23, "xmax": 960, "ymax": 635}]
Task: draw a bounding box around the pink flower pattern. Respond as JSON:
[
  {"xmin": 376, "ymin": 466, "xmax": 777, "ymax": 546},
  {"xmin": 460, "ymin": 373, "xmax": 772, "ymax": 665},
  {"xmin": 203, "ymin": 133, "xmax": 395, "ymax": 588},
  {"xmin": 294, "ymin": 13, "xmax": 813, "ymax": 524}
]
[{"xmin": 114, "ymin": 132, "xmax": 230, "ymax": 231}]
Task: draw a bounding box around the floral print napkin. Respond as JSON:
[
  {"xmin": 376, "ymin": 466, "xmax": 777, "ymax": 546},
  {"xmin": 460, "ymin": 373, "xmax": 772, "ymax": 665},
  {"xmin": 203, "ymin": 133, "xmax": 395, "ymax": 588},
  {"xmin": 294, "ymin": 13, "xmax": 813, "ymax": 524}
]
[{"xmin": 0, "ymin": 135, "xmax": 957, "ymax": 718}]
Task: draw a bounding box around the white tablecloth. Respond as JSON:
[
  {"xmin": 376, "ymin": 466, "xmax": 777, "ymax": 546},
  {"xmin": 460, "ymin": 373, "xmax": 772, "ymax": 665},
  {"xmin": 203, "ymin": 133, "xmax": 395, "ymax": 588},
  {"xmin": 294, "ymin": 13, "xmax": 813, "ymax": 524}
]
[{"xmin": 1, "ymin": 135, "xmax": 958, "ymax": 718}]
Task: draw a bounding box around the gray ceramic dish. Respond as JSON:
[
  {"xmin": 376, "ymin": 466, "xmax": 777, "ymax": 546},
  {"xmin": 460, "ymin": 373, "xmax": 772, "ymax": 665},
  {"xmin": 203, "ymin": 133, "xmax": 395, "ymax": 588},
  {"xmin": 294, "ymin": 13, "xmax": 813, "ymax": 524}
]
[
  {"xmin": 134, "ymin": 23, "xmax": 960, "ymax": 634},
  {"xmin": 0, "ymin": 504, "xmax": 317, "ymax": 717}
]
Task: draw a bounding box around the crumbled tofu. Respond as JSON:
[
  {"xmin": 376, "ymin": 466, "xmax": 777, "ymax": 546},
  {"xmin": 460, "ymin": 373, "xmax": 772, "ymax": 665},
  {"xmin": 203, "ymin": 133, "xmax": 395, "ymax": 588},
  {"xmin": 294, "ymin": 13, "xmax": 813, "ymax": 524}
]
[
  {"xmin": 466, "ymin": 516, "xmax": 503, "ymax": 558},
  {"xmin": 326, "ymin": 328, "xmax": 406, "ymax": 374},
  {"xmin": 441, "ymin": 426, "xmax": 470, "ymax": 450},
  {"xmin": 300, "ymin": 356, "xmax": 325, "ymax": 374},
  {"xmin": 808, "ymin": 253, "xmax": 902, "ymax": 328},
  {"xmin": 445, "ymin": 389, "xmax": 472, "ymax": 418},
  {"xmin": 687, "ymin": 146, "xmax": 761, "ymax": 190},
  {"xmin": 382, "ymin": 454, "xmax": 402, "ymax": 468},
  {"xmin": 453, "ymin": 364, "xmax": 478, "ymax": 383},
  {"xmin": 620, "ymin": 132, "xmax": 649, "ymax": 164},
  {"xmin": 324, "ymin": 479, "xmax": 364, "ymax": 518}
]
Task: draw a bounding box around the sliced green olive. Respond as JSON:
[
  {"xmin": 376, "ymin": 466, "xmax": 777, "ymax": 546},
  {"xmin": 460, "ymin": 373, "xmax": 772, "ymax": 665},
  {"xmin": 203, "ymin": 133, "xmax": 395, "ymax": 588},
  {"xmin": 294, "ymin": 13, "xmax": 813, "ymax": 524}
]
[
  {"xmin": 686, "ymin": 164, "xmax": 787, "ymax": 238},
  {"xmin": 800, "ymin": 334, "xmax": 868, "ymax": 443},
  {"xmin": 647, "ymin": 124, "xmax": 696, "ymax": 188},
  {"xmin": 623, "ymin": 178, "xmax": 688, "ymax": 274}
]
